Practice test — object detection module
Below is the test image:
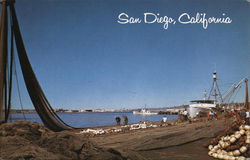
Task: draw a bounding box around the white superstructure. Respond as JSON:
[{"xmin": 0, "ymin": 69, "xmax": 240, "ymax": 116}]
[
  {"xmin": 133, "ymin": 109, "xmax": 158, "ymax": 115},
  {"xmin": 188, "ymin": 100, "xmax": 216, "ymax": 118}
]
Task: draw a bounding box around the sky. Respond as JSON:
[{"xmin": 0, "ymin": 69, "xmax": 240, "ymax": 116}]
[{"xmin": 7, "ymin": 0, "xmax": 250, "ymax": 110}]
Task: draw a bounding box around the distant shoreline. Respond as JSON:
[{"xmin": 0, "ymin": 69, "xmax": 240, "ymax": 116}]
[
  {"xmin": 9, "ymin": 102, "xmax": 244, "ymax": 114},
  {"xmin": 10, "ymin": 110, "xmax": 132, "ymax": 114}
]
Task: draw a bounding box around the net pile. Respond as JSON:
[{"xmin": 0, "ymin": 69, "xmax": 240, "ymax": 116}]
[{"xmin": 206, "ymin": 120, "xmax": 250, "ymax": 160}]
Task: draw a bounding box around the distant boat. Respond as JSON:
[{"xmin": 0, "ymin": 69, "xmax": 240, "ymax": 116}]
[{"xmin": 133, "ymin": 109, "xmax": 158, "ymax": 115}]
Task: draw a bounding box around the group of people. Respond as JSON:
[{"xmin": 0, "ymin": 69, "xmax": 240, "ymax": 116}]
[
  {"xmin": 179, "ymin": 108, "xmax": 217, "ymax": 122},
  {"xmin": 226, "ymin": 109, "xmax": 250, "ymax": 124},
  {"xmin": 115, "ymin": 115, "xmax": 169, "ymax": 126},
  {"xmin": 115, "ymin": 115, "xmax": 128, "ymax": 125}
]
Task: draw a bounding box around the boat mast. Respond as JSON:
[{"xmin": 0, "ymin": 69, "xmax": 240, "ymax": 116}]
[
  {"xmin": 245, "ymin": 78, "xmax": 249, "ymax": 110},
  {"xmin": 208, "ymin": 71, "xmax": 223, "ymax": 104}
]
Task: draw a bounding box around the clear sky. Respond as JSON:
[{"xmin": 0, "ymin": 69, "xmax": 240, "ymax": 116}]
[{"xmin": 9, "ymin": 0, "xmax": 250, "ymax": 110}]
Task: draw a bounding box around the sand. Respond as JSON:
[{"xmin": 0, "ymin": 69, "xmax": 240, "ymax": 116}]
[{"xmin": 0, "ymin": 118, "xmax": 232, "ymax": 160}]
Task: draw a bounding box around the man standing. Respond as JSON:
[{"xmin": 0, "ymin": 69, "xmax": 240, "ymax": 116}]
[
  {"xmin": 183, "ymin": 109, "xmax": 188, "ymax": 121},
  {"xmin": 162, "ymin": 116, "xmax": 168, "ymax": 123},
  {"xmin": 115, "ymin": 116, "xmax": 121, "ymax": 125},
  {"xmin": 122, "ymin": 115, "xmax": 128, "ymax": 125},
  {"xmin": 209, "ymin": 110, "xmax": 214, "ymax": 121},
  {"xmin": 246, "ymin": 110, "xmax": 250, "ymax": 125}
]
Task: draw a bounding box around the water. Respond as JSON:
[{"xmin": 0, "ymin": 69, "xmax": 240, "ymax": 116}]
[{"xmin": 10, "ymin": 112, "xmax": 178, "ymax": 128}]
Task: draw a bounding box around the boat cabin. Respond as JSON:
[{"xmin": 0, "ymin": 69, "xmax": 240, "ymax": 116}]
[{"xmin": 188, "ymin": 100, "xmax": 216, "ymax": 118}]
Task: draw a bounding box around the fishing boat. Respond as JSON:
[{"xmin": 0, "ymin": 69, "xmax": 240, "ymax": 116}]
[
  {"xmin": 133, "ymin": 109, "xmax": 158, "ymax": 115},
  {"xmin": 188, "ymin": 72, "xmax": 220, "ymax": 118},
  {"xmin": 187, "ymin": 72, "xmax": 249, "ymax": 118}
]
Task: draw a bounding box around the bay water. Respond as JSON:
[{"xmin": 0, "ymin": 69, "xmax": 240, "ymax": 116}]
[{"xmin": 10, "ymin": 112, "xmax": 178, "ymax": 128}]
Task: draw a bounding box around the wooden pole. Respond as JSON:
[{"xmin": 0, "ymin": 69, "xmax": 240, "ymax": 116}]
[{"xmin": 0, "ymin": 0, "xmax": 8, "ymax": 123}]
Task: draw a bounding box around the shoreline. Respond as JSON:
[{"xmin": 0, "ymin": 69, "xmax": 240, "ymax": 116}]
[{"xmin": 10, "ymin": 110, "xmax": 133, "ymax": 114}]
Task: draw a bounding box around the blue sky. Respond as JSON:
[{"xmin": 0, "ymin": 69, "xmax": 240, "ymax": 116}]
[{"xmin": 10, "ymin": 0, "xmax": 250, "ymax": 110}]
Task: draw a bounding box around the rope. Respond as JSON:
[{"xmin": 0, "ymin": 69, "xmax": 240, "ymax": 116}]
[
  {"xmin": 5, "ymin": 12, "xmax": 14, "ymax": 122},
  {"xmin": 13, "ymin": 54, "xmax": 26, "ymax": 120},
  {"xmin": 225, "ymin": 85, "xmax": 242, "ymax": 110}
]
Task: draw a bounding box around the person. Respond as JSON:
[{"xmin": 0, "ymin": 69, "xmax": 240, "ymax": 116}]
[
  {"xmin": 209, "ymin": 110, "xmax": 214, "ymax": 121},
  {"xmin": 162, "ymin": 116, "xmax": 168, "ymax": 123},
  {"xmin": 214, "ymin": 111, "xmax": 218, "ymax": 120},
  {"xmin": 207, "ymin": 111, "xmax": 211, "ymax": 121},
  {"xmin": 196, "ymin": 112, "xmax": 199, "ymax": 118},
  {"xmin": 239, "ymin": 110, "xmax": 246, "ymax": 120},
  {"xmin": 178, "ymin": 110, "xmax": 184, "ymax": 122},
  {"xmin": 183, "ymin": 109, "xmax": 188, "ymax": 121},
  {"xmin": 115, "ymin": 116, "xmax": 121, "ymax": 125},
  {"xmin": 122, "ymin": 115, "xmax": 128, "ymax": 125},
  {"xmin": 246, "ymin": 110, "xmax": 250, "ymax": 125}
]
